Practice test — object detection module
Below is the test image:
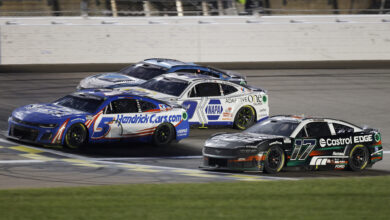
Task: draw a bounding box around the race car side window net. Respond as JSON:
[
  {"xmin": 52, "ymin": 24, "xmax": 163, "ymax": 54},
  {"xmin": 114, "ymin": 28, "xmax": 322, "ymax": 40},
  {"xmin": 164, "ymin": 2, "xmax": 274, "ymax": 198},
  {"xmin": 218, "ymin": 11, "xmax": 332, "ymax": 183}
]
[
  {"xmin": 105, "ymin": 99, "xmax": 138, "ymax": 114},
  {"xmin": 306, "ymin": 122, "xmax": 332, "ymax": 137},
  {"xmin": 192, "ymin": 83, "xmax": 221, "ymax": 97},
  {"xmin": 221, "ymin": 84, "xmax": 238, "ymax": 96}
]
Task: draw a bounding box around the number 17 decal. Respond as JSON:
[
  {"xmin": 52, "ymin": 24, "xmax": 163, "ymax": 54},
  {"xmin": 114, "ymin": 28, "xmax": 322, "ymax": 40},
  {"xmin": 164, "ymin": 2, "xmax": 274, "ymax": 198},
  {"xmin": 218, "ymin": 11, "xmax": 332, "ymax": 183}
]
[{"xmin": 291, "ymin": 139, "xmax": 317, "ymax": 160}]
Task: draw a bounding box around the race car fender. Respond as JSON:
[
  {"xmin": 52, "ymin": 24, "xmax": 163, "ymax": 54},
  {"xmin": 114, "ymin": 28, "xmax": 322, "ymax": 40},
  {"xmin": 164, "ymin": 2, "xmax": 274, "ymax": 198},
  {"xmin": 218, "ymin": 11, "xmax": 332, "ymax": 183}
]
[{"xmin": 59, "ymin": 118, "xmax": 88, "ymax": 145}]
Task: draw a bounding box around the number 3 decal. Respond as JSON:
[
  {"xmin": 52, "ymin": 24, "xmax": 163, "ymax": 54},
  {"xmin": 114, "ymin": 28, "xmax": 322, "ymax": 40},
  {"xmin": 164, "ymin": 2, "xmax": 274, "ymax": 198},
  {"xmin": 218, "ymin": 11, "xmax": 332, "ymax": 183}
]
[{"xmin": 291, "ymin": 139, "xmax": 317, "ymax": 160}]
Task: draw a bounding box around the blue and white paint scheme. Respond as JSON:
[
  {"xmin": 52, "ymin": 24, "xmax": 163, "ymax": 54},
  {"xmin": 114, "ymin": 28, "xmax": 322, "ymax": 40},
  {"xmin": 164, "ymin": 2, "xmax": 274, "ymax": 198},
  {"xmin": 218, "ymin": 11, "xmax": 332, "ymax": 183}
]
[
  {"xmin": 8, "ymin": 90, "xmax": 189, "ymax": 146},
  {"xmin": 77, "ymin": 58, "xmax": 247, "ymax": 90},
  {"xmin": 117, "ymin": 72, "xmax": 269, "ymax": 128}
]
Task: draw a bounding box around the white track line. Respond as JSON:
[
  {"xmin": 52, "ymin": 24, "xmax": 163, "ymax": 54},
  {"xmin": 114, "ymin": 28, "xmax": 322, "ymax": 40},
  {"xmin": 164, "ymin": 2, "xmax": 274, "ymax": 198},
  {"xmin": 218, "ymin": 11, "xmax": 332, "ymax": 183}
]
[
  {"xmin": 0, "ymin": 137, "xmax": 18, "ymax": 145},
  {"xmin": 96, "ymin": 160, "xmax": 298, "ymax": 181},
  {"xmin": 93, "ymin": 156, "xmax": 203, "ymax": 161},
  {"xmin": 384, "ymin": 151, "xmax": 390, "ymax": 154},
  {"xmin": 0, "ymin": 160, "xmax": 44, "ymax": 164}
]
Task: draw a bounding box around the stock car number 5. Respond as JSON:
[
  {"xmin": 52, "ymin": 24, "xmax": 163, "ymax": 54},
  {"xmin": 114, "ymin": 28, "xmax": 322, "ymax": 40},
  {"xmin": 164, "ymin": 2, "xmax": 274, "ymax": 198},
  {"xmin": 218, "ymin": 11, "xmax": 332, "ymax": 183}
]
[{"xmin": 291, "ymin": 139, "xmax": 317, "ymax": 160}]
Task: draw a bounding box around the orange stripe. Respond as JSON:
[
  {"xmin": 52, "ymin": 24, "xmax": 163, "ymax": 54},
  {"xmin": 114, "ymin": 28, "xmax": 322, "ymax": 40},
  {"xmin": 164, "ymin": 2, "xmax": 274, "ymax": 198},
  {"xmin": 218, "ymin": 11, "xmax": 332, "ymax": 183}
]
[
  {"xmin": 175, "ymin": 119, "xmax": 183, "ymax": 127},
  {"xmin": 144, "ymin": 109, "xmax": 161, "ymax": 113},
  {"xmin": 230, "ymin": 155, "xmax": 262, "ymax": 163},
  {"xmin": 309, "ymin": 151, "xmax": 326, "ymax": 156},
  {"xmin": 371, "ymin": 157, "xmax": 382, "ymax": 160}
]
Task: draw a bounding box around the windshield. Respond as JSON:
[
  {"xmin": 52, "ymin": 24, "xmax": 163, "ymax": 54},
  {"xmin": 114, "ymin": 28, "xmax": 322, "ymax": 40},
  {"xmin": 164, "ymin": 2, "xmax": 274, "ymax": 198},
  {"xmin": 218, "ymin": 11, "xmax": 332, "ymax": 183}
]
[
  {"xmin": 245, "ymin": 119, "xmax": 299, "ymax": 137},
  {"xmin": 139, "ymin": 78, "xmax": 189, "ymax": 97},
  {"xmin": 119, "ymin": 64, "xmax": 167, "ymax": 80},
  {"xmin": 54, "ymin": 95, "xmax": 104, "ymax": 114}
]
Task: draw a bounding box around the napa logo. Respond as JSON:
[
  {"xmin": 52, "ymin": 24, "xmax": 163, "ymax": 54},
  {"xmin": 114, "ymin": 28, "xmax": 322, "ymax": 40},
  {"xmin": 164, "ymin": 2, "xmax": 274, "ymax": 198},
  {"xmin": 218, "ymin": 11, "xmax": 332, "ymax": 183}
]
[{"xmin": 205, "ymin": 99, "xmax": 223, "ymax": 120}]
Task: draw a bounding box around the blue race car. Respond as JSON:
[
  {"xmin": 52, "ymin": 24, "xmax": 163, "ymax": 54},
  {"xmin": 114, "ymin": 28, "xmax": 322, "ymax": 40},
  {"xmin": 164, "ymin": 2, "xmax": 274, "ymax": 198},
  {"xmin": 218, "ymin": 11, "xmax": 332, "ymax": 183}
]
[
  {"xmin": 8, "ymin": 90, "xmax": 189, "ymax": 150},
  {"xmin": 77, "ymin": 58, "xmax": 247, "ymax": 90}
]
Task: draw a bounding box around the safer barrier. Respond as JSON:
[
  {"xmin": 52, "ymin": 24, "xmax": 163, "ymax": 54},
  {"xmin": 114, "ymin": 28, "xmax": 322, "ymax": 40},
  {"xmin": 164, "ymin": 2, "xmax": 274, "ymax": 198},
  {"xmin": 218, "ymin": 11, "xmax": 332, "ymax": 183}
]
[{"xmin": 0, "ymin": 15, "xmax": 389, "ymax": 67}]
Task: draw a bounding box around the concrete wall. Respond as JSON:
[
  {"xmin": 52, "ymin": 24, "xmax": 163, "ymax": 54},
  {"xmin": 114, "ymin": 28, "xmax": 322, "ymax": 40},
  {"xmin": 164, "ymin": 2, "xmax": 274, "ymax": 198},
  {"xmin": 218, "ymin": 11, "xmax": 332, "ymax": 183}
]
[{"xmin": 1, "ymin": 15, "xmax": 390, "ymax": 66}]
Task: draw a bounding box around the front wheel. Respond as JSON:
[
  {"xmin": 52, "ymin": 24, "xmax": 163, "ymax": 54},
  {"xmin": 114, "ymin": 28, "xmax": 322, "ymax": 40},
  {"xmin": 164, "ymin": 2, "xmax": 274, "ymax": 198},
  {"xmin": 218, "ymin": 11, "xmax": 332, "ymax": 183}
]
[
  {"xmin": 347, "ymin": 145, "xmax": 369, "ymax": 171},
  {"xmin": 153, "ymin": 123, "xmax": 175, "ymax": 146},
  {"xmin": 233, "ymin": 106, "xmax": 256, "ymax": 130},
  {"xmin": 263, "ymin": 145, "xmax": 285, "ymax": 174},
  {"xmin": 64, "ymin": 123, "xmax": 88, "ymax": 151}
]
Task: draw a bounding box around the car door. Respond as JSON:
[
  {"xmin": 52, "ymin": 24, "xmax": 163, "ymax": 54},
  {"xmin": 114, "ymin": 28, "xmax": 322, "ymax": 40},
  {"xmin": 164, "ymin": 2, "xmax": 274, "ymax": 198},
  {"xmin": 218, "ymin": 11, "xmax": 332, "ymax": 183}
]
[
  {"xmin": 181, "ymin": 82, "xmax": 223, "ymax": 125},
  {"xmin": 288, "ymin": 122, "xmax": 332, "ymax": 166},
  {"xmin": 94, "ymin": 98, "xmax": 141, "ymax": 139}
]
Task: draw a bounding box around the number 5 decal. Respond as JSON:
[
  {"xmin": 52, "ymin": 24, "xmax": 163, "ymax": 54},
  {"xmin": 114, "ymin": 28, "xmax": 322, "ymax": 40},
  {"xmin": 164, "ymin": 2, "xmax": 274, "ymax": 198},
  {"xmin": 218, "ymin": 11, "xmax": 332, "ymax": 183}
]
[
  {"xmin": 291, "ymin": 139, "xmax": 317, "ymax": 160},
  {"xmin": 92, "ymin": 117, "xmax": 114, "ymax": 139}
]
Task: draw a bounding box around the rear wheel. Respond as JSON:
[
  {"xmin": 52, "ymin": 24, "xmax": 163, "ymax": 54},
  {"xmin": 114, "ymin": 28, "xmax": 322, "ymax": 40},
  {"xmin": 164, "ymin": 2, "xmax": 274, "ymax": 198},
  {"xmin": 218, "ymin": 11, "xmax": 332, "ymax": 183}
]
[
  {"xmin": 264, "ymin": 145, "xmax": 285, "ymax": 174},
  {"xmin": 153, "ymin": 123, "xmax": 175, "ymax": 146},
  {"xmin": 64, "ymin": 123, "xmax": 88, "ymax": 151},
  {"xmin": 348, "ymin": 145, "xmax": 369, "ymax": 171},
  {"xmin": 234, "ymin": 106, "xmax": 256, "ymax": 130}
]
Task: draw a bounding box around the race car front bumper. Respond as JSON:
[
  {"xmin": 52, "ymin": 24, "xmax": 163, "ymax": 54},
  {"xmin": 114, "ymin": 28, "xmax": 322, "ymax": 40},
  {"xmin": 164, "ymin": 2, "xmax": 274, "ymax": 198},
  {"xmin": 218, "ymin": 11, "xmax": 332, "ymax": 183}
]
[{"xmin": 201, "ymin": 155, "xmax": 264, "ymax": 172}]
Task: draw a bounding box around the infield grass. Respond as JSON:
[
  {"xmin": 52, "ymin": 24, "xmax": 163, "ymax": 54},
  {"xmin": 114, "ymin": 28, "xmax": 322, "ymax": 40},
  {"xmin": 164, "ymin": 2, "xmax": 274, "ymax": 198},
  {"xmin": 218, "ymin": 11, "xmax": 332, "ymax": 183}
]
[{"xmin": 0, "ymin": 176, "xmax": 389, "ymax": 220}]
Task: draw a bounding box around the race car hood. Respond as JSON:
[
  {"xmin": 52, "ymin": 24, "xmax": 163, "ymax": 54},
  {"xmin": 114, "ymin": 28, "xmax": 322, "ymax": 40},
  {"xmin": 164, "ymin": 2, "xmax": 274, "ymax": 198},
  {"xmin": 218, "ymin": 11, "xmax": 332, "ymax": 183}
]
[
  {"xmin": 205, "ymin": 132, "xmax": 282, "ymax": 149},
  {"xmin": 11, "ymin": 103, "xmax": 86, "ymax": 124},
  {"xmin": 78, "ymin": 72, "xmax": 145, "ymax": 89}
]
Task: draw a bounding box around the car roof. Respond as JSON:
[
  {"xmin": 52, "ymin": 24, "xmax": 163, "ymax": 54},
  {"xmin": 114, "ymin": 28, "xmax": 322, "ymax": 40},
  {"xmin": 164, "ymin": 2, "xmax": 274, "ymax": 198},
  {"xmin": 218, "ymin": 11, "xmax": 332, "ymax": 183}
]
[
  {"xmin": 143, "ymin": 58, "xmax": 197, "ymax": 68},
  {"xmin": 269, "ymin": 115, "xmax": 360, "ymax": 126},
  {"xmin": 73, "ymin": 89, "xmax": 150, "ymax": 99},
  {"xmin": 155, "ymin": 72, "xmax": 220, "ymax": 82}
]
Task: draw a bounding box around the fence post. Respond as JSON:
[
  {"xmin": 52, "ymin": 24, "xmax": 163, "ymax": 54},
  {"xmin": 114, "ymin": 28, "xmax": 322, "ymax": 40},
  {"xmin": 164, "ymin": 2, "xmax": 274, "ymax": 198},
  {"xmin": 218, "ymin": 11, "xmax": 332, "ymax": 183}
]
[
  {"xmin": 202, "ymin": 1, "xmax": 209, "ymax": 16},
  {"xmin": 110, "ymin": 0, "xmax": 118, "ymax": 17},
  {"xmin": 176, "ymin": 0, "xmax": 184, "ymax": 16}
]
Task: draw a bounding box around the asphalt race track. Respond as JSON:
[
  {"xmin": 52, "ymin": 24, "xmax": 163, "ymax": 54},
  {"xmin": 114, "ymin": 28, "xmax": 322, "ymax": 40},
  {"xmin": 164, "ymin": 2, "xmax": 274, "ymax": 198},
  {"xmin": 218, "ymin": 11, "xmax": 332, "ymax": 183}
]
[{"xmin": 0, "ymin": 68, "xmax": 389, "ymax": 189}]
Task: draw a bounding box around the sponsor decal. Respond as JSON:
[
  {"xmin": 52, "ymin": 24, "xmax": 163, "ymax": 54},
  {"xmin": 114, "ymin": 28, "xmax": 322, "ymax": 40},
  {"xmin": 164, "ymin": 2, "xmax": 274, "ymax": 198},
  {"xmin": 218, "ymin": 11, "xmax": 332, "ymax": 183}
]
[
  {"xmin": 375, "ymin": 133, "xmax": 381, "ymax": 142},
  {"xmin": 181, "ymin": 101, "xmax": 197, "ymax": 119},
  {"xmin": 332, "ymin": 152, "xmax": 345, "ymax": 156},
  {"xmin": 262, "ymin": 95, "xmax": 267, "ymax": 103},
  {"xmin": 159, "ymin": 104, "xmax": 169, "ymax": 110},
  {"xmin": 115, "ymin": 114, "xmax": 182, "ymax": 125},
  {"xmin": 319, "ymin": 134, "xmax": 373, "ymax": 147},
  {"xmin": 222, "ymin": 107, "xmax": 233, "ymax": 120},
  {"xmin": 240, "ymin": 95, "xmax": 263, "ymax": 104},
  {"xmin": 205, "ymin": 100, "xmax": 223, "ymax": 120},
  {"xmin": 225, "ymin": 98, "xmax": 237, "ymax": 103},
  {"xmin": 182, "ymin": 112, "xmax": 188, "ymax": 120},
  {"xmin": 176, "ymin": 128, "xmax": 188, "ymax": 137},
  {"xmin": 177, "ymin": 128, "xmax": 188, "ymax": 134}
]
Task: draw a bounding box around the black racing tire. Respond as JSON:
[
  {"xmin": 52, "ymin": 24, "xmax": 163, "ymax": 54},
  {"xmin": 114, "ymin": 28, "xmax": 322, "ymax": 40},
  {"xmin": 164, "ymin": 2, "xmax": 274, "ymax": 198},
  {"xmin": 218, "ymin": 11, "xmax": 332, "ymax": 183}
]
[
  {"xmin": 233, "ymin": 105, "xmax": 256, "ymax": 130},
  {"xmin": 64, "ymin": 123, "xmax": 88, "ymax": 151},
  {"xmin": 347, "ymin": 144, "xmax": 369, "ymax": 171},
  {"xmin": 152, "ymin": 123, "xmax": 175, "ymax": 147},
  {"xmin": 263, "ymin": 145, "xmax": 285, "ymax": 174}
]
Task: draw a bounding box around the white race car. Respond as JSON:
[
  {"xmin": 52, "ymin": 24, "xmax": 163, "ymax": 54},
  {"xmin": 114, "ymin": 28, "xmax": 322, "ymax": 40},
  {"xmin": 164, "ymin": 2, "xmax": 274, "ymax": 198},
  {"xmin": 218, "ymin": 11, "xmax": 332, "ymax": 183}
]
[{"xmin": 117, "ymin": 73, "xmax": 269, "ymax": 130}]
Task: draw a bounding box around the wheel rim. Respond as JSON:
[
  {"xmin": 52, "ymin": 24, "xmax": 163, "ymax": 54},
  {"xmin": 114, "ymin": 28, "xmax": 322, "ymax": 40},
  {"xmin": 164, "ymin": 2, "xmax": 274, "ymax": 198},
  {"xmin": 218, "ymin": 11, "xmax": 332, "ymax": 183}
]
[
  {"xmin": 236, "ymin": 107, "xmax": 254, "ymax": 129},
  {"xmin": 268, "ymin": 149, "xmax": 282, "ymax": 169},
  {"xmin": 67, "ymin": 126, "xmax": 85, "ymax": 148},
  {"xmin": 351, "ymin": 148, "xmax": 368, "ymax": 168},
  {"xmin": 157, "ymin": 125, "xmax": 170, "ymax": 143}
]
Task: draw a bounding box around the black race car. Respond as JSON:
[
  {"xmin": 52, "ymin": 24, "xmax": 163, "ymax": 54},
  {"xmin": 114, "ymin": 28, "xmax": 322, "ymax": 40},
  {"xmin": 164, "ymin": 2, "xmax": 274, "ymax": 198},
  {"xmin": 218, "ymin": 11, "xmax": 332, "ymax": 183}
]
[{"xmin": 201, "ymin": 115, "xmax": 383, "ymax": 173}]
